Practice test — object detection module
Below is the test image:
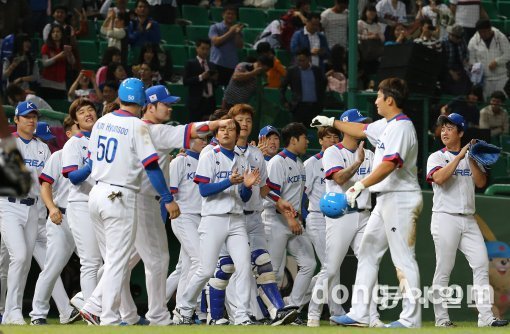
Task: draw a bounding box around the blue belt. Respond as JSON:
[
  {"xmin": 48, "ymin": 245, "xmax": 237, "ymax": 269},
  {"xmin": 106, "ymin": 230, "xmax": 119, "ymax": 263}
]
[{"xmin": 8, "ymin": 197, "xmax": 36, "ymax": 206}]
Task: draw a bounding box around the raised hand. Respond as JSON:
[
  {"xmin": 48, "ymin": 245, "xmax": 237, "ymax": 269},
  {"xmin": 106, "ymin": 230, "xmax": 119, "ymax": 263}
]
[
  {"xmin": 243, "ymin": 168, "xmax": 260, "ymax": 188},
  {"xmin": 356, "ymin": 141, "xmax": 365, "ymax": 164},
  {"xmin": 229, "ymin": 168, "xmax": 244, "ymax": 185}
]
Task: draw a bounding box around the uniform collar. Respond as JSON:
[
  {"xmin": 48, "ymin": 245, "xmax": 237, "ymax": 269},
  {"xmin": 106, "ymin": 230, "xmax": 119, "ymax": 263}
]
[
  {"xmin": 220, "ymin": 146, "xmax": 236, "ymax": 160},
  {"xmin": 186, "ymin": 150, "xmax": 200, "ymax": 160},
  {"xmin": 282, "ymin": 148, "xmax": 297, "ymax": 161},
  {"xmin": 81, "ymin": 131, "xmax": 91, "ymax": 138},
  {"xmin": 113, "ymin": 109, "xmax": 136, "ymax": 117},
  {"xmin": 13, "ymin": 132, "xmax": 33, "ymax": 144}
]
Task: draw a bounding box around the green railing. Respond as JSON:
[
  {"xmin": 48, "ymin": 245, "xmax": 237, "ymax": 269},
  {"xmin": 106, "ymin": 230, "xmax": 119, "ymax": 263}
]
[
  {"xmin": 484, "ymin": 184, "xmax": 510, "ymax": 196},
  {"xmin": 3, "ymin": 105, "xmax": 67, "ymax": 122}
]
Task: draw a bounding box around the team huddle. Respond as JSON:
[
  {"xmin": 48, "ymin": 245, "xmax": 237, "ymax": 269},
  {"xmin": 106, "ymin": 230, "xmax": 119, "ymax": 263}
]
[{"xmin": 0, "ymin": 76, "xmax": 508, "ymax": 327}]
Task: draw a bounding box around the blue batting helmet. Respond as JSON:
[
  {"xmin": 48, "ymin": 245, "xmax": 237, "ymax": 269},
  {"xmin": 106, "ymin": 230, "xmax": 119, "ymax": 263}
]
[
  {"xmin": 320, "ymin": 192, "xmax": 348, "ymax": 218},
  {"xmin": 118, "ymin": 78, "xmax": 146, "ymax": 106}
]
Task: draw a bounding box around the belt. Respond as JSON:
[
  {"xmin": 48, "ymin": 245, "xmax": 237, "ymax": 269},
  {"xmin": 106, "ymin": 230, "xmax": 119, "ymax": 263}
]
[
  {"xmin": 8, "ymin": 197, "xmax": 36, "ymax": 206},
  {"xmin": 96, "ymin": 181, "xmax": 125, "ymax": 188},
  {"xmin": 243, "ymin": 210, "xmax": 254, "ymax": 215},
  {"xmin": 155, "ymin": 196, "xmax": 161, "ymax": 201},
  {"xmin": 59, "ymin": 207, "xmax": 66, "ymax": 214}
]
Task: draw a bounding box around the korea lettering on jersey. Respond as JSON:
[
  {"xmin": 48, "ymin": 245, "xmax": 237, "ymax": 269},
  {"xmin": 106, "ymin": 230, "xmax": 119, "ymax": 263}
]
[
  {"xmin": 88, "ymin": 110, "xmax": 158, "ymax": 190},
  {"xmin": 62, "ymin": 132, "xmax": 94, "ymax": 202},
  {"xmin": 322, "ymin": 143, "xmax": 374, "ymax": 209},
  {"xmin": 304, "ymin": 152, "xmax": 326, "ymax": 212},
  {"xmin": 363, "ymin": 114, "xmax": 420, "ymax": 193},
  {"xmin": 169, "ymin": 151, "xmax": 202, "ymax": 214},
  {"xmin": 235, "ymin": 145, "xmax": 268, "ymax": 212},
  {"xmin": 266, "ymin": 149, "xmax": 306, "ymax": 210},
  {"xmin": 12, "ymin": 133, "xmax": 51, "ymax": 198},
  {"xmin": 426, "ymin": 148, "xmax": 479, "ymax": 215},
  {"xmin": 39, "ymin": 150, "xmax": 70, "ymax": 209},
  {"xmin": 194, "ymin": 147, "xmax": 250, "ymax": 216}
]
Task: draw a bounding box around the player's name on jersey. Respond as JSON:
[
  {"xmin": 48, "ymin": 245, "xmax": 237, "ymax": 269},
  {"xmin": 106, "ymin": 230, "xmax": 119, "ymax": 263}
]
[{"xmin": 96, "ymin": 122, "xmax": 129, "ymax": 135}]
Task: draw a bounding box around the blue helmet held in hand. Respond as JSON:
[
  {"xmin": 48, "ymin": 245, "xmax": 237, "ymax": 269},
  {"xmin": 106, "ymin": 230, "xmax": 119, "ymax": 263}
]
[{"xmin": 320, "ymin": 192, "xmax": 349, "ymax": 218}]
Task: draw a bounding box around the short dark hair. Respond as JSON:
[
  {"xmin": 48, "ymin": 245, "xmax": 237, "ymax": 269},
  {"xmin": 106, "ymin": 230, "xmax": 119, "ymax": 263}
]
[
  {"xmin": 282, "ymin": 122, "xmax": 307, "ymax": 147},
  {"xmin": 490, "ymin": 90, "xmax": 507, "ymax": 102},
  {"xmin": 361, "ymin": 4, "xmax": 378, "ymax": 23},
  {"xmin": 306, "ymin": 12, "xmax": 321, "ymax": 21},
  {"xmin": 223, "ymin": 5, "xmax": 237, "ymax": 13},
  {"xmin": 317, "ymin": 126, "xmax": 341, "ymax": 139},
  {"xmin": 258, "ymin": 54, "xmax": 274, "ymax": 68},
  {"xmin": 335, "ymin": 0, "xmax": 348, "ymax": 5},
  {"xmin": 196, "ymin": 39, "xmax": 211, "ymax": 48},
  {"xmin": 52, "ymin": 5, "xmax": 68, "ymax": 14},
  {"xmin": 136, "ymin": 0, "xmax": 149, "ymax": 7},
  {"xmin": 228, "ymin": 104, "xmax": 254, "ymax": 119},
  {"xmin": 101, "ymin": 47, "xmax": 121, "ymax": 66},
  {"xmin": 5, "ymin": 84, "xmax": 24, "ymax": 102},
  {"xmin": 102, "ymin": 80, "xmax": 119, "ymax": 91},
  {"xmin": 378, "ymin": 77, "xmax": 409, "ymax": 109},
  {"xmin": 69, "ymin": 98, "xmax": 97, "ymax": 123},
  {"xmin": 209, "ymin": 108, "xmax": 229, "ymax": 121},
  {"xmin": 63, "ymin": 115, "xmax": 75, "ymax": 132},
  {"xmin": 475, "ymin": 19, "xmax": 491, "ymax": 30},
  {"xmin": 256, "ymin": 42, "xmax": 272, "ymax": 55},
  {"xmin": 296, "ymin": 47, "xmax": 311, "ymax": 58},
  {"xmin": 296, "ymin": 0, "xmax": 311, "ymax": 9}
]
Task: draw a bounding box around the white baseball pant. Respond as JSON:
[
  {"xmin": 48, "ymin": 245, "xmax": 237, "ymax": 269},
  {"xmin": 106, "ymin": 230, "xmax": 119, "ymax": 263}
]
[
  {"xmin": 166, "ymin": 254, "xmax": 182, "ymax": 301},
  {"xmin": 0, "ymin": 236, "xmax": 8, "ymax": 314},
  {"xmin": 0, "ymin": 199, "xmax": 38, "ymax": 323},
  {"xmin": 30, "ymin": 215, "xmax": 75, "ymax": 322},
  {"xmin": 431, "ymin": 212, "xmax": 495, "ymax": 325},
  {"xmin": 263, "ymin": 210, "xmax": 316, "ymax": 308},
  {"xmin": 67, "ymin": 201, "xmax": 102, "ymax": 301},
  {"xmin": 178, "ymin": 214, "xmax": 252, "ymax": 324},
  {"xmin": 347, "ymin": 191, "xmax": 423, "ymax": 328}
]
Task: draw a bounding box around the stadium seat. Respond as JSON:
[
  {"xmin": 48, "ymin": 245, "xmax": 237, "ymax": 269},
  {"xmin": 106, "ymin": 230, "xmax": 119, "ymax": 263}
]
[
  {"xmin": 166, "ymin": 83, "xmax": 189, "ymax": 103},
  {"xmin": 491, "ymin": 19, "xmax": 506, "ymax": 33},
  {"xmin": 275, "ymin": 49, "xmax": 292, "ymax": 67},
  {"xmin": 161, "ymin": 44, "xmax": 188, "ymax": 72},
  {"xmin": 186, "ymin": 25, "xmax": 211, "ymax": 45},
  {"xmin": 246, "ymin": 48, "xmax": 258, "ymax": 59},
  {"xmin": 261, "ymin": 87, "xmax": 292, "ymax": 129},
  {"xmin": 482, "ymin": 0, "xmax": 503, "ymax": 19},
  {"xmin": 77, "ymin": 40, "xmax": 99, "ymax": 63},
  {"xmin": 239, "ymin": 8, "xmax": 268, "ymax": 29},
  {"xmin": 267, "ymin": 9, "xmax": 287, "ymax": 22},
  {"xmin": 170, "ymin": 103, "xmax": 190, "ymax": 124},
  {"xmin": 243, "ymin": 28, "xmax": 263, "ymax": 46},
  {"xmin": 160, "ymin": 24, "xmax": 186, "ymax": 46},
  {"xmin": 237, "ymin": 48, "xmax": 247, "ymax": 62},
  {"xmin": 275, "ymin": 0, "xmax": 292, "ymax": 9},
  {"xmin": 316, "ymin": 0, "xmax": 334, "ymax": 9},
  {"xmin": 501, "ymin": 134, "xmax": 510, "ymax": 152},
  {"xmin": 210, "ymin": 7, "xmax": 224, "ymax": 23},
  {"xmin": 46, "ymin": 99, "xmax": 71, "ymax": 113},
  {"xmin": 498, "ymin": 1, "xmax": 510, "ymax": 17},
  {"xmin": 181, "ymin": 5, "xmax": 210, "ymax": 25},
  {"xmin": 98, "ymin": 40, "xmax": 108, "ymax": 59}
]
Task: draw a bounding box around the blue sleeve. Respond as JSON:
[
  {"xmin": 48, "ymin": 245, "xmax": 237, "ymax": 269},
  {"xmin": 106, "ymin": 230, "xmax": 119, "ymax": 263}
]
[
  {"xmin": 290, "ymin": 32, "xmax": 299, "ymax": 55},
  {"xmin": 301, "ymin": 192, "xmax": 309, "ymax": 220},
  {"xmin": 239, "ymin": 184, "xmax": 252, "ymax": 202},
  {"xmin": 198, "ymin": 179, "xmax": 232, "ymax": 197},
  {"xmin": 145, "ymin": 161, "xmax": 174, "ymax": 204},
  {"xmin": 150, "ymin": 21, "xmax": 161, "ymax": 44},
  {"xmin": 128, "ymin": 21, "xmax": 140, "ymax": 45},
  {"xmin": 68, "ymin": 162, "xmax": 91, "ymax": 185}
]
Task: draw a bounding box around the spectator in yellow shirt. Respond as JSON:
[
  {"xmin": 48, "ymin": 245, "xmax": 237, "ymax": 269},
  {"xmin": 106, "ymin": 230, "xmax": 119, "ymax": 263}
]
[{"xmin": 256, "ymin": 42, "xmax": 286, "ymax": 88}]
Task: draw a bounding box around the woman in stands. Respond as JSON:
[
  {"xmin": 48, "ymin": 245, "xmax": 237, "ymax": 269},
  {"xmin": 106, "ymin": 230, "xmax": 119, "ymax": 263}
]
[
  {"xmin": 96, "ymin": 47, "xmax": 122, "ymax": 87},
  {"xmin": 2, "ymin": 34, "xmax": 39, "ymax": 91},
  {"xmin": 105, "ymin": 62, "xmax": 128, "ymax": 85},
  {"xmin": 358, "ymin": 4, "xmax": 385, "ymax": 89},
  {"xmin": 138, "ymin": 43, "xmax": 174, "ymax": 82}
]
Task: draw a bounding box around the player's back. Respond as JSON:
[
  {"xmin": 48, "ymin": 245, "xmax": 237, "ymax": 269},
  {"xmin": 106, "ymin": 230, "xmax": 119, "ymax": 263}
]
[{"xmin": 88, "ymin": 110, "xmax": 158, "ymax": 191}]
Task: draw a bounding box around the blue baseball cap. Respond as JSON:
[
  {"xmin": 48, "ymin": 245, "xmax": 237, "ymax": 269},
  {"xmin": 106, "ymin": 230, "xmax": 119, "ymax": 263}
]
[
  {"xmin": 259, "ymin": 125, "xmax": 280, "ymax": 139},
  {"xmin": 15, "ymin": 101, "xmax": 39, "ymax": 117},
  {"xmin": 35, "ymin": 122, "xmax": 55, "ymax": 141},
  {"xmin": 486, "ymin": 241, "xmax": 510, "ymax": 258},
  {"xmin": 438, "ymin": 113, "xmax": 467, "ymax": 131},
  {"xmin": 339, "ymin": 109, "xmax": 367, "ymax": 123},
  {"xmin": 145, "ymin": 85, "xmax": 180, "ymax": 105}
]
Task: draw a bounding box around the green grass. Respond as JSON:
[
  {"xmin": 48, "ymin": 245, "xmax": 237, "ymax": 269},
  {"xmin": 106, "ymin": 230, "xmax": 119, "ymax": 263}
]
[{"xmin": 0, "ymin": 321, "xmax": 508, "ymax": 333}]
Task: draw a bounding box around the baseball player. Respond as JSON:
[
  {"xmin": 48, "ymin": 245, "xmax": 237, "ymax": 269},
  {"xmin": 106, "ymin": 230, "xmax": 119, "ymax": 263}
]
[
  {"xmin": 307, "ymin": 110, "xmax": 382, "ymax": 327},
  {"xmin": 224, "ymin": 104, "xmax": 298, "ymax": 325},
  {"xmin": 61, "ymin": 98, "xmax": 102, "ymax": 304},
  {"xmin": 302, "ymin": 125, "xmax": 343, "ymax": 325},
  {"xmin": 258, "ymin": 125, "xmax": 280, "ymax": 161},
  {"xmin": 30, "ymin": 119, "xmax": 81, "ymax": 325},
  {"xmin": 173, "ymin": 120, "xmax": 260, "ymax": 326},
  {"xmin": 312, "ymin": 78, "xmax": 423, "ymax": 328},
  {"xmin": 427, "ymin": 113, "xmax": 508, "ymax": 327},
  {"xmin": 80, "ymin": 78, "xmax": 180, "ymax": 325},
  {"xmin": 263, "ymin": 122, "xmax": 316, "ymax": 318},
  {"xmin": 0, "ymin": 101, "xmax": 50, "ymax": 324}
]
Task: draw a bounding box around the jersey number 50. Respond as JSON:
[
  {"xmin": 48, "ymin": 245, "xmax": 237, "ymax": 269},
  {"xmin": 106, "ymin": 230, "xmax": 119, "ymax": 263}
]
[{"xmin": 97, "ymin": 136, "xmax": 118, "ymax": 163}]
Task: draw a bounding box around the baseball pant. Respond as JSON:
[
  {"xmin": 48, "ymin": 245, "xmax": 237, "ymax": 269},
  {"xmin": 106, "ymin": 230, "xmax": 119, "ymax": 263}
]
[
  {"xmin": 263, "ymin": 210, "xmax": 316, "ymax": 308},
  {"xmin": 0, "ymin": 199, "xmax": 38, "ymax": 323},
  {"xmin": 166, "ymin": 254, "xmax": 182, "ymax": 301},
  {"xmin": 431, "ymin": 212, "xmax": 495, "ymax": 325},
  {"xmin": 347, "ymin": 191, "xmax": 423, "ymax": 328},
  {"xmin": 178, "ymin": 214, "xmax": 252, "ymax": 324},
  {"xmin": 30, "ymin": 215, "xmax": 75, "ymax": 322},
  {"xmin": 0, "ymin": 236, "xmax": 8, "ymax": 314},
  {"xmin": 67, "ymin": 201, "xmax": 102, "ymax": 301},
  {"xmin": 84, "ymin": 184, "xmax": 139, "ymax": 325}
]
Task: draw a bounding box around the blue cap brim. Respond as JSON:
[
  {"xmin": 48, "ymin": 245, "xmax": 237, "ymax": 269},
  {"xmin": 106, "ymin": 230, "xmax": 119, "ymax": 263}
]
[
  {"xmin": 160, "ymin": 95, "xmax": 181, "ymax": 104},
  {"xmin": 353, "ymin": 116, "xmax": 367, "ymax": 123},
  {"xmin": 38, "ymin": 134, "xmax": 55, "ymax": 141},
  {"xmin": 17, "ymin": 110, "xmax": 40, "ymax": 117}
]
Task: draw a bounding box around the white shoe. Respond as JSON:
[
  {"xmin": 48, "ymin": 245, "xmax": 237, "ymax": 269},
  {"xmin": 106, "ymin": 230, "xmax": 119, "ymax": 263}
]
[
  {"xmin": 70, "ymin": 292, "xmax": 85, "ymax": 310},
  {"xmin": 370, "ymin": 319, "xmax": 385, "ymax": 328},
  {"xmin": 3, "ymin": 317, "xmax": 26, "ymax": 325},
  {"xmin": 307, "ymin": 318, "xmax": 320, "ymax": 327}
]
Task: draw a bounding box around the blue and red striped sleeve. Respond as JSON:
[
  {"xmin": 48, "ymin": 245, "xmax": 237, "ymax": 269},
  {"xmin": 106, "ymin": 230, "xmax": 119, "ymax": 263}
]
[
  {"xmin": 62, "ymin": 165, "xmax": 78, "ymax": 178},
  {"xmin": 39, "ymin": 173, "xmax": 54, "ymax": 185},
  {"xmin": 325, "ymin": 166, "xmax": 344, "ymax": 179},
  {"xmin": 383, "ymin": 153, "xmax": 404, "ymax": 168},
  {"xmin": 194, "ymin": 174, "xmax": 211, "ymax": 184},
  {"xmin": 142, "ymin": 153, "xmax": 159, "ymax": 168},
  {"xmin": 426, "ymin": 166, "xmax": 442, "ymax": 183},
  {"xmin": 170, "ymin": 187, "xmax": 178, "ymax": 194},
  {"xmin": 183, "ymin": 124, "xmax": 192, "ymax": 149}
]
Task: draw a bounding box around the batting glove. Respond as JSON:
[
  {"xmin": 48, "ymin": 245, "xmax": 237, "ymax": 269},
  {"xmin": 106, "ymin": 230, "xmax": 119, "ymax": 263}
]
[
  {"xmin": 310, "ymin": 116, "xmax": 335, "ymax": 128},
  {"xmin": 346, "ymin": 181, "xmax": 365, "ymax": 208}
]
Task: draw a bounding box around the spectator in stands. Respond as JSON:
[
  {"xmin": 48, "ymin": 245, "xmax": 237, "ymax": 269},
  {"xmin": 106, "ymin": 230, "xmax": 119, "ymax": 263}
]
[
  {"xmin": 447, "ymin": 85, "xmax": 483, "ymax": 128},
  {"xmin": 96, "ymin": 47, "xmax": 122, "ymax": 87},
  {"xmin": 320, "ymin": 0, "xmax": 348, "ymax": 49},
  {"xmin": 99, "ymin": 0, "xmax": 131, "ymax": 63},
  {"xmin": 479, "ymin": 90, "xmax": 509, "ymax": 136},
  {"xmin": 148, "ymin": 0, "xmax": 177, "ymax": 25},
  {"xmin": 40, "ymin": 25, "xmax": 76, "ymax": 99},
  {"xmin": 440, "ymin": 24, "xmax": 471, "ymax": 96},
  {"xmin": 100, "ymin": 8, "xmax": 127, "ymax": 51},
  {"xmin": 244, "ymin": 0, "xmax": 276, "ymax": 8},
  {"xmin": 2, "ymin": 34, "xmax": 39, "ymax": 90},
  {"xmin": 290, "ymin": 13, "xmax": 330, "ymax": 70},
  {"xmin": 325, "ymin": 44, "xmax": 347, "ymax": 95},
  {"xmin": 280, "ymin": 48, "xmax": 327, "ymax": 125},
  {"xmin": 5, "ymin": 83, "xmax": 53, "ymax": 111},
  {"xmin": 358, "ymin": 4, "xmax": 385, "ymax": 88},
  {"xmin": 384, "ymin": 22, "xmax": 411, "ymax": 45},
  {"xmin": 138, "ymin": 62, "xmax": 159, "ymax": 88},
  {"xmin": 26, "ymin": 0, "xmax": 51, "ymax": 37},
  {"xmin": 42, "ymin": 6, "xmax": 74, "ymax": 43},
  {"xmin": 468, "ymin": 19, "xmax": 510, "ymax": 100},
  {"xmin": 101, "ymin": 81, "xmax": 119, "ymax": 106},
  {"xmin": 222, "ymin": 55, "xmax": 274, "ymax": 110},
  {"xmin": 138, "ymin": 43, "xmax": 174, "ymax": 82},
  {"xmin": 254, "ymin": 19, "xmax": 283, "ymax": 50},
  {"xmin": 128, "ymin": 0, "xmax": 161, "ymax": 48},
  {"xmin": 209, "ymin": 6, "xmax": 245, "ymax": 86},
  {"xmin": 280, "ymin": 0, "xmax": 310, "ymax": 51},
  {"xmin": 414, "ymin": 18, "xmax": 442, "ymax": 53},
  {"xmin": 416, "ymin": 0, "xmax": 453, "ymax": 40},
  {"xmin": 68, "ymin": 70, "xmax": 103, "ymax": 105},
  {"xmin": 376, "ymin": 0, "xmax": 407, "ymax": 29},
  {"xmin": 449, "ymin": 0, "xmax": 488, "ymax": 42},
  {"xmin": 106, "ymin": 62, "xmax": 128, "ymax": 85},
  {"xmin": 256, "ymin": 42, "xmax": 286, "ymax": 89},
  {"xmin": 183, "ymin": 39, "xmax": 218, "ymax": 121},
  {"xmin": 0, "ymin": 0, "xmax": 29, "ymax": 39}
]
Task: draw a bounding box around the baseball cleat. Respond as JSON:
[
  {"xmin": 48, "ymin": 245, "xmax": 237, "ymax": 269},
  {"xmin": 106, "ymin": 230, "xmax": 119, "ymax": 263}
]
[
  {"xmin": 239, "ymin": 318, "xmax": 256, "ymax": 325},
  {"xmin": 290, "ymin": 316, "xmax": 305, "ymax": 326},
  {"xmin": 31, "ymin": 318, "xmax": 48, "ymax": 325},
  {"xmin": 120, "ymin": 316, "xmax": 150, "ymax": 326},
  {"xmin": 3, "ymin": 317, "xmax": 26, "ymax": 325},
  {"xmin": 307, "ymin": 318, "xmax": 320, "ymax": 327},
  {"xmin": 61, "ymin": 307, "xmax": 82, "ymax": 324},
  {"xmin": 385, "ymin": 320, "xmax": 408, "ymax": 328},
  {"xmin": 272, "ymin": 307, "xmax": 298, "ymax": 326},
  {"xmin": 436, "ymin": 320, "xmax": 455, "ymax": 327},
  {"xmin": 207, "ymin": 318, "xmax": 230, "ymax": 325},
  {"xmin": 79, "ymin": 309, "xmax": 100, "ymax": 325},
  {"xmin": 479, "ymin": 318, "xmax": 509, "ymax": 327},
  {"xmin": 330, "ymin": 315, "xmax": 368, "ymax": 327},
  {"xmin": 370, "ymin": 319, "xmax": 385, "ymax": 327},
  {"xmin": 173, "ymin": 308, "xmax": 194, "ymax": 325}
]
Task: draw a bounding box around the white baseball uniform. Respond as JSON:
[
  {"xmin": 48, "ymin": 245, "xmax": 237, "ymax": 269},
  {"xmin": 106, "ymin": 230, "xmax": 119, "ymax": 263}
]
[
  {"xmin": 177, "ymin": 146, "xmax": 252, "ymax": 324},
  {"xmin": 30, "ymin": 149, "xmax": 76, "ymax": 322},
  {"xmin": 262, "ymin": 148, "xmax": 316, "ymax": 308},
  {"xmin": 427, "ymin": 148, "xmax": 495, "ymax": 326},
  {"xmin": 0, "ymin": 133, "xmax": 50, "ymax": 324},
  {"xmin": 62, "ymin": 131, "xmax": 102, "ymax": 301},
  {"xmin": 346, "ymin": 114, "xmax": 423, "ymax": 328},
  {"xmin": 308, "ymin": 144, "xmax": 380, "ymax": 322},
  {"xmin": 84, "ymin": 109, "xmax": 162, "ymax": 325}
]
